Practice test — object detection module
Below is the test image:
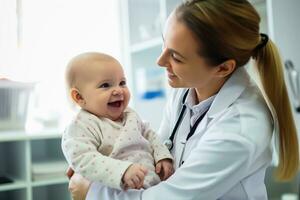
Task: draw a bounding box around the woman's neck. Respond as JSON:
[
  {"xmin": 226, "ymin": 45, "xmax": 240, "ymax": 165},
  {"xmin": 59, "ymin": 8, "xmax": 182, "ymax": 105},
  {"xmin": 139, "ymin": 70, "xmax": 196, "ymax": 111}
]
[{"xmin": 195, "ymin": 78, "xmax": 228, "ymax": 103}]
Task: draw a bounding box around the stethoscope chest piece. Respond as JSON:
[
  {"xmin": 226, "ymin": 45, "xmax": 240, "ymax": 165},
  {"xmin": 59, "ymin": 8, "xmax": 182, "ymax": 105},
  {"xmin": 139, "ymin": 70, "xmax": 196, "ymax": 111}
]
[
  {"xmin": 163, "ymin": 89, "xmax": 210, "ymax": 153},
  {"xmin": 164, "ymin": 139, "xmax": 173, "ymax": 150}
]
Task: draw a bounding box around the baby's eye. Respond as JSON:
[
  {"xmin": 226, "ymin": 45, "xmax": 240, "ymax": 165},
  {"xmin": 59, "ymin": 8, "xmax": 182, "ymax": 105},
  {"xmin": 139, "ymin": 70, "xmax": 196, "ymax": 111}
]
[
  {"xmin": 99, "ymin": 83, "xmax": 110, "ymax": 88},
  {"xmin": 120, "ymin": 80, "xmax": 127, "ymax": 86}
]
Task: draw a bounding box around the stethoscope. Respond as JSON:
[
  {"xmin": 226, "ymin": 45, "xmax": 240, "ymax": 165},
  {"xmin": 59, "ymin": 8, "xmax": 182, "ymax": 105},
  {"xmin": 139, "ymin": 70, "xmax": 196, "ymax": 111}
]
[{"xmin": 164, "ymin": 89, "xmax": 209, "ymax": 151}]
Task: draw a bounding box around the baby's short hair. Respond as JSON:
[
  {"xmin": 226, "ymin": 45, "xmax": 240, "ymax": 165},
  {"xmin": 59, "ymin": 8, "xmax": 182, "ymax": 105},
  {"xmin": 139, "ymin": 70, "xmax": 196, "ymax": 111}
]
[{"xmin": 65, "ymin": 52, "xmax": 117, "ymax": 90}]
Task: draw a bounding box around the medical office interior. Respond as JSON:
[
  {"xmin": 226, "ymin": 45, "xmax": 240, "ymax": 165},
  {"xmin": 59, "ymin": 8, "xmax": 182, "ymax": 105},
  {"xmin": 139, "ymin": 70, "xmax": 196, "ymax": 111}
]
[{"xmin": 0, "ymin": 0, "xmax": 300, "ymax": 199}]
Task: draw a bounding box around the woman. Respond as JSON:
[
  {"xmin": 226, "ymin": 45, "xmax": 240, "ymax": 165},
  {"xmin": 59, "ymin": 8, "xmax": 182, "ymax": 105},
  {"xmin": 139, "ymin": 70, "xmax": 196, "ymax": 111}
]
[{"xmin": 68, "ymin": 0, "xmax": 299, "ymax": 199}]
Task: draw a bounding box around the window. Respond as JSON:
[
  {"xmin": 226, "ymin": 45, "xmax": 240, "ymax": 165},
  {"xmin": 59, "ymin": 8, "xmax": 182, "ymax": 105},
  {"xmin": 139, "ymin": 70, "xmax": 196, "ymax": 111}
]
[{"xmin": 0, "ymin": 0, "xmax": 122, "ymax": 130}]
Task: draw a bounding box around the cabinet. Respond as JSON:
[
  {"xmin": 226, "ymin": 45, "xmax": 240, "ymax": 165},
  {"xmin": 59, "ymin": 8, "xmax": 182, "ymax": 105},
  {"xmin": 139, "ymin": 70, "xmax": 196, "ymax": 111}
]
[
  {"xmin": 251, "ymin": 0, "xmax": 300, "ymax": 134},
  {"xmin": 118, "ymin": 0, "xmax": 271, "ymax": 131},
  {"xmin": 262, "ymin": 0, "xmax": 300, "ymax": 198},
  {"xmin": 268, "ymin": 0, "xmax": 300, "ymax": 140},
  {"xmin": 119, "ymin": 0, "xmax": 182, "ymax": 130},
  {"xmin": 0, "ymin": 130, "xmax": 70, "ymax": 200}
]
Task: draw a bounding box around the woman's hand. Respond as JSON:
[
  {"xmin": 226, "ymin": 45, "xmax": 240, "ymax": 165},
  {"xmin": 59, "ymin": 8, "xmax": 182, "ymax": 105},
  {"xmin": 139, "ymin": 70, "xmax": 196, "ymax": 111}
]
[
  {"xmin": 155, "ymin": 159, "xmax": 174, "ymax": 181},
  {"xmin": 66, "ymin": 167, "xmax": 75, "ymax": 179},
  {"xmin": 69, "ymin": 173, "xmax": 91, "ymax": 200},
  {"xmin": 66, "ymin": 168, "xmax": 91, "ymax": 200},
  {"xmin": 122, "ymin": 164, "xmax": 148, "ymax": 190}
]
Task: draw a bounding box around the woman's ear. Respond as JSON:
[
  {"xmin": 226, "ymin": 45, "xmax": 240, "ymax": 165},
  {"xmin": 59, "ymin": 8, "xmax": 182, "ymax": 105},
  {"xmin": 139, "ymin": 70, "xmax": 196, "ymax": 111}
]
[
  {"xmin": 215, "ymin": 59, "xmax": 236, "ymax": 78},
  {"xmin": 70, "ymin": 88, "xmax": 85, "ymax": 107}
]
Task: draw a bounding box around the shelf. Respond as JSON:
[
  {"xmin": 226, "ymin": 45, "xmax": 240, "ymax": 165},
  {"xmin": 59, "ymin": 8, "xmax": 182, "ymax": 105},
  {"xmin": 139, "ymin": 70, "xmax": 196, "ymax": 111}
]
[
  {"xmin": 31, "ymin": 160, "xmax": 68, "ymax": 182},
  {"xmin": 31, "ymin": 177, "xmax": 68, "ymax": 187},
  {"xmin": 32, "ymin": 183, "xmax": 71, "ymax": 200},
  {"xmin": 0, "ymin": 131, "xmax": 70, "ymax": 198},
  {"xmin": 0, "ymin": 188, "xmax": 27, "ymax": 200},
  {"xmin": 31, "ymin": 139, "xmax": 65, "ymax": 163},
  {"xmin": 130, "ymin": 37, "xmax": 162, "ymax": 53},
  {"xmin": 0, "ymin": 128, "xmax": 62, "ymax": 142},
  {"xmin": 0, "ymin": 141, "xmax": 27, "ymax": 184},
  {"xmin": 0, "ymin": 131, "xmax": 28, "ymax": 142},
  {"xmin": 27, "ymin": 129, "xmax": 63, "ymax": 140},
  {"xmin": 0, "ymin": 180, "xmax": 27, "ymax": 192},
  {"xmin": 127, "ymin": 0, "xmax": 161, "ymax": 45}
]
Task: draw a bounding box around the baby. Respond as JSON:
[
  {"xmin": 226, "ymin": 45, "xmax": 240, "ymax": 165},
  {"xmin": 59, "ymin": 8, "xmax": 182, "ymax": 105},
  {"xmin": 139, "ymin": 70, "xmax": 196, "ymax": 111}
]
[{"xmin": 62, "ymin": 52, "xmax": 173, "ymax": 191}]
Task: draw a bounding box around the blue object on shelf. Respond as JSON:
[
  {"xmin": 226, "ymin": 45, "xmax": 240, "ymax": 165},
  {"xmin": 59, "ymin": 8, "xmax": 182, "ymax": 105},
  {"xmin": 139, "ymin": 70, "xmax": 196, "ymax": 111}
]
[
  {"xmin": 136, "ymin": 68, "xmax": 166, "ymax": 100},
  {"xmin": 141, "ymin": 90, "xmax": 165, "ymax": 99}
]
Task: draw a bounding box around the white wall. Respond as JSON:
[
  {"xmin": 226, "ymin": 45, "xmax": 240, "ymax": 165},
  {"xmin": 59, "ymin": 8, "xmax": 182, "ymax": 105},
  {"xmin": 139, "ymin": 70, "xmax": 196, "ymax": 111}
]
[
  {"xmin": 267, "ymin": 0, "xmax": 300, "ymax": 134},
  {"xmin": 0, "ymin": 0, "xmax": 17, "ymax": 75},
  {"xmin": 268, "ymin": 0, "xmax": 300, "ymax": 68},
  {"xmin": 0, "ymin": 0, "xmax": 123, "ymax": 130}
]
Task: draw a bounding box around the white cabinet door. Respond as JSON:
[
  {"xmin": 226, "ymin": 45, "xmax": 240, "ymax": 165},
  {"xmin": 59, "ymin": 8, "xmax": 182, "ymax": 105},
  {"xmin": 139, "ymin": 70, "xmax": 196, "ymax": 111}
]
[
  {"xmin": 267, "ymin": 0, "xmax": 300, "ymax": 134},
  {"xmin": 268, "ymin": 0, "xmax": 300, "ymax": 68}
]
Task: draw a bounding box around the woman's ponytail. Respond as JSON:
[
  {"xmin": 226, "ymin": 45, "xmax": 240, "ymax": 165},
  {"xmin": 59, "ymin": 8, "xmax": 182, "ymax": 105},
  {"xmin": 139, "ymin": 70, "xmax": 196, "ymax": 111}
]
[{"xmin": 254, "ymin": 37, "xmax": 299, "ymax": 180}]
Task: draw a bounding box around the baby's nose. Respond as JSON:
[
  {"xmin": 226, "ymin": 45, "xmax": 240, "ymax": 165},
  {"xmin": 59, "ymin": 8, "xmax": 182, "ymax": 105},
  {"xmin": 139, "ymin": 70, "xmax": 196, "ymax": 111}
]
[{"xmin": 112, "ymin": 88, "xmax": 123, "ymax": 95}]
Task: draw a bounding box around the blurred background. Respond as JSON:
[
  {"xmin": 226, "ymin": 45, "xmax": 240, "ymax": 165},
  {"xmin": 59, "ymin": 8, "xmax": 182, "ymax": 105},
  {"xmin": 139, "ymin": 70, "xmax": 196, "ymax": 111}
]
[{"xmin": 0, "ymin": 0, "xmax": 300, "ymax": 199}]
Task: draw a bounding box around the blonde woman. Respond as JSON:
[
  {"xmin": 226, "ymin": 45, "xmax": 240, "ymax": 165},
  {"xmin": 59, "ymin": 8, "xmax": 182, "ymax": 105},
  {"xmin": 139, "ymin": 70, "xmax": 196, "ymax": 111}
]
[{"xmin": 68, "ymin": 0, "xmax": 299, "ymax": 199}]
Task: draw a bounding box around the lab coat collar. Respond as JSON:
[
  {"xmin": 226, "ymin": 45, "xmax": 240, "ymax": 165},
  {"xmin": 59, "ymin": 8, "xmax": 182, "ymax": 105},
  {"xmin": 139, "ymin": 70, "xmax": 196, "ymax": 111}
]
[
  {"xmin": 185, "ymin": 89, "xmax": 216, "ymax": 114},
  {"xmin": 207, "ymin": 67, "xmax": 250, "ymax": 118}
]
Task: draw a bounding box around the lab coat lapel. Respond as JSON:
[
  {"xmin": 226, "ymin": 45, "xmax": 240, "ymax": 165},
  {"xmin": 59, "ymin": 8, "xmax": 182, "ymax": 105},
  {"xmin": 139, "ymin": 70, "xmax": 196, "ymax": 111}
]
[
  {"xmin": 207, "ymin": 67, "xmax": 250, "ymax": 118},
  {"xmin": 174, "ymin": 67, "xmax": 250, "ymax": 167},
  {"xmin": 188, "ymin": 67, "xmax": 250, "ymax": 141},
  {"xmin": 181, "ymin": 68, "xmax": 250, "ymax": 163},
  {"xmin": 191, "ymin": 67, "xmax": 250, "ymax": 139},
  {"xmin": 173, "ymin": 107, "xmax": 191, "ymax": 168}
]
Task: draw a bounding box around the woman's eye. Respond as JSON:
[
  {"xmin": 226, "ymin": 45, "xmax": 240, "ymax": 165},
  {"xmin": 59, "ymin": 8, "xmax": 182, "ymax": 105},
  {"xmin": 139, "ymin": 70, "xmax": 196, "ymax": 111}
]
[
  {"xmin": 99, "ymin": 83, "xmax": 110, "ymax": 88},
  {"xmin": 171, "ymin": 53, "xmax": 182, "ymax": 63},
  {"xmin": 120, "ymin": 80, "xmax": 127, "ymax": 86}
]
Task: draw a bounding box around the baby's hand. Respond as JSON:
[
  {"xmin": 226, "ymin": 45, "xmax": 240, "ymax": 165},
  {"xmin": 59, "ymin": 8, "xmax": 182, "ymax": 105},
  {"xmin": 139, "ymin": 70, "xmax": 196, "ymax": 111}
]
[
  {"xmin": 155, "ymin": 159, "xmax": 174, "ymax": 181},
  {"xmin": 122, "ymin": 164, "xmax": 148, "ymax": 190}
]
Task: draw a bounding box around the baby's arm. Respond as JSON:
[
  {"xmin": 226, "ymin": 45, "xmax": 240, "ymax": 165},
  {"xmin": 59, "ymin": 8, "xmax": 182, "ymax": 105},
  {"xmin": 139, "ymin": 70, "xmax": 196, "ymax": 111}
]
[
  {"xmin": 140, "ymin": 121, "xmax": 173, "ymax": 163},
  {"xmin": 140, "ymin": 121, "xmax": 174, "ymax": 180},
  {"xmin": 62, "ymin": 119, "xmax": 133, "ymax": 190}
]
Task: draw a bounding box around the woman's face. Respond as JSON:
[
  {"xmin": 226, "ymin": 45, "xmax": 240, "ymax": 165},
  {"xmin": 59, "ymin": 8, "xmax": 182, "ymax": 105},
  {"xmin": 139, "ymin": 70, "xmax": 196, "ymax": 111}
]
[{"xmin": 157, "ymin": 13, "xmax": 220, "ymax": 89}]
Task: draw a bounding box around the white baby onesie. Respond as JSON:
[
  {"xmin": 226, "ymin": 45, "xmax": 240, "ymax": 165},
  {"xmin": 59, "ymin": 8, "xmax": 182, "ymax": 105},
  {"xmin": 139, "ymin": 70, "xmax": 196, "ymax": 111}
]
[{"xmin": 62, "ymin": 107, "xmax": 173, "ymax": 190}]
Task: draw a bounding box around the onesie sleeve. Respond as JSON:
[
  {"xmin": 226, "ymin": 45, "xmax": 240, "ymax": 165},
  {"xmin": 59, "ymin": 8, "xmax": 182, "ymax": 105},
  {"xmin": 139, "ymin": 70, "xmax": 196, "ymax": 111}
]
[
  {"xmin": 61, "ymin": 114, "xmax": 132, "ymax": 190},
  {"xmin": 141, "ymin": 121, "xmax": 173, "ymax": 163}
]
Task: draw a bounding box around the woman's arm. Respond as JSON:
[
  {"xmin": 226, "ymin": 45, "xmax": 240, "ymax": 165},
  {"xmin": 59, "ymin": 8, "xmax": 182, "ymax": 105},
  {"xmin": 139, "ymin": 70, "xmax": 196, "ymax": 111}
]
[
  {"xmin": 84, "ymin": 110, "xmax": 263, "ymax": 199},
  {"xmin": 77, "ymin": 91, "xmax": 270, "ymax": 199},
  {"xmin": 85, "ymin": 131, "xmax": 256, "ymax": 200},
  {"xmin": 69, "ymin": 173, "xmax": 91, "ymax": 200},
  {"xmin": 86, "ymin": 182, "xmax": 142, "ymax": 200}
]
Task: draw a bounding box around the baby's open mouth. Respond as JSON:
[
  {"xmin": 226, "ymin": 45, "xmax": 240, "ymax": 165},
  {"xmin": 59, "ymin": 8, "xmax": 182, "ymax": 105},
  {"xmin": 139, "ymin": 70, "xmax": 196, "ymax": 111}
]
[{"xmin": 108, "ymin": 100, "xmax": 123, "ymax": 107}]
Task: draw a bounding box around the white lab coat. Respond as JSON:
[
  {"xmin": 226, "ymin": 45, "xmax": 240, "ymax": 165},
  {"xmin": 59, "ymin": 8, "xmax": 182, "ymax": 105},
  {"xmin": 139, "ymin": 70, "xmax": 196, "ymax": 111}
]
[{"xmin": 86, "ymin": 67, "xmax": 275, "ymax": 200}]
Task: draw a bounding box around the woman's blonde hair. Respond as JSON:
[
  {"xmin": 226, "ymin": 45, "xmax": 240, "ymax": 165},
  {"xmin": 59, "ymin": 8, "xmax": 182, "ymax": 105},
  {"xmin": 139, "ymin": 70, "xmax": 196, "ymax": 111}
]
[{"xmin": 175, "ymin": 0, "xmax": 299, "ymax": 180}]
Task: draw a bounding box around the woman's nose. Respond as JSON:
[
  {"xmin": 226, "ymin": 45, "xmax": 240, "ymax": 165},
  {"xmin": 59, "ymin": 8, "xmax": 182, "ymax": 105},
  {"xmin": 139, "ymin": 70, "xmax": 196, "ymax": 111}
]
[{"xmin": 156, "ymin": 49, "xmax": 169, "ymax": 68}]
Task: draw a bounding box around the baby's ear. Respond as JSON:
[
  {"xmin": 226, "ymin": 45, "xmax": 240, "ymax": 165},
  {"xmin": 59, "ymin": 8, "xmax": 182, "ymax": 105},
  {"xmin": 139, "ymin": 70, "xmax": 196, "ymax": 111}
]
[{"xmin": 70, "ymin": 88, "xmax": 85, "ymax": 107}]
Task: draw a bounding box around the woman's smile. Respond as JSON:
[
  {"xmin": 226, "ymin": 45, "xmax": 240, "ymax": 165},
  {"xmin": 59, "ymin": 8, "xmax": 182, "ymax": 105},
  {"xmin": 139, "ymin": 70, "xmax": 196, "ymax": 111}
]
[{"xmin": 167, "ymin": 71, "xmax": 177, "ymax": 80}]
